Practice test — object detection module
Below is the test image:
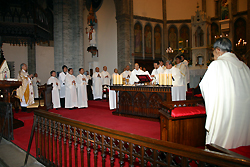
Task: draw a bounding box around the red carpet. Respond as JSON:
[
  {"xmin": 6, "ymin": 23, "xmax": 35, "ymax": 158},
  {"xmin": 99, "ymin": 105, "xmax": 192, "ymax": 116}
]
[{"xmin": 12, "ymin": 100, "xmax": 160, "ymax": 160}]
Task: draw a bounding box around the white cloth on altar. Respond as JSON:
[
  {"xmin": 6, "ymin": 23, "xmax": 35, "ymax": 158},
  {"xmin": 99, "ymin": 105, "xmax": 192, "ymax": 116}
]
[
  {"xmin": 171, "ymin": 85, "xmax": 186, "ymax": 101},
  {"xmin": 101, "ymin": 71, "xmax": 111, "ymax": 85},
  {"xmin": 129, "ymin": 69, "xmax": 144, "ymax": 85},
  {"xmin": 32, "ymin": 77, "xmax": 41, "ymax": 98},
  {"xmin": 92, "ymin": 72, "xmax": 103, "ymax": 100},
  {"xmin": 59, "ymin": 72, "xmax": 68, "ymax": 98},
  {"xmin": 65, "ymin": 74, "xmax": 77, "ymax": 108},
  {"xmin": 122, "ymin": 70, "xmax": 131, "ymax": 79},
  {"xmin": 200, "ymin": 52, "xmax": 250, "ymax": 149},
  {"xmin": 76, "ymin": 74, "xmax": 88, "ymax": 108},
  {"xmin": 47, "ymin": 76, "xmax": 61, "ymax": 108},
  {"xmin": 109, "ymin": 90, "xmax": 116, "ymax": 110}
]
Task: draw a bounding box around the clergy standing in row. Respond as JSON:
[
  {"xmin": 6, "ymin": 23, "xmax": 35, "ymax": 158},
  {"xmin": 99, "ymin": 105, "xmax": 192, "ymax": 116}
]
[
  {"xmin": 59, "ymin": 65, "xmax": 68, "ymax": 108},
  {"xmin": 47, "ymin": 70, "xmax": 61, "ymax": 109},
  {"xmin": 32, "ymin": 73, "xmax": 41, "ymax": 99},
  {"xmin": 151, "ymin": 62, "xmax": 159, "ymax": 84},
  {"xmin": 175, "ymin": 56, "xmax": 186, "ymax": 90},
  {"xmin": 76, "ymin": 68, "xmax": 88, "ymax": 108},
  {"xmin": 129, "ymin": 63, "xmax": 144, "ymax": 85},
  {"xmin": 200, "ymin": 38, "xmax": 250, "ymax": 149},
  {"xmin": 92, "ymin": 67, "xmax": 102, "ymax": 100},
  {"xmin": 17, "ymin": 63, "xmax": 34, "ymax": 112},
  {"xmin": 65, "ymin": 68, "xmax": 77, "ymax": 109},
  {"xmin": 121, "ymin": 65, "xmax": 131, "ymax": 79},
  {"xmin": 101, "ymin": 66, "xmax": 111, "ymax": 86}
]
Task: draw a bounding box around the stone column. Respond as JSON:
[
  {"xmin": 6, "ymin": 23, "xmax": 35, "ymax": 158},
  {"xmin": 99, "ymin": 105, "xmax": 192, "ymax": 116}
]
[
  {"xmin": 247, "ymin": 1, "xmax": 250, "ymax": 67},
  {"xmin": 54, "ymin": 0, "xmax": 84, "ymax": 72},
  {"xmin": 27, "ymin": 44, "xmax": 36, "ymax": 75},
  {"xmin": 114, "ymin": 0, "xmax": 134, "ymax": 73},
  {"xmin": 162, "ymin": 0, "xmax": 168, "ymax": 60}
]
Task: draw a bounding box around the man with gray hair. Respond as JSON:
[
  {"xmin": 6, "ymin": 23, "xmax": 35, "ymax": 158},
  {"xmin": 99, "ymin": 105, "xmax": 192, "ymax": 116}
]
[{"xmin": 200, "ymin": 37, "xmax": 250, "ymax": 149}]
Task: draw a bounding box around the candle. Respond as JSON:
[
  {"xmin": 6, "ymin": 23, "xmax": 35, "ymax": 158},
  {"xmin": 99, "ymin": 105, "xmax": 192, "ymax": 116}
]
[
  {"xmin": 159, "ymin": 73, "xmax": 162, "ymax": 85},
  {"xmin": 168, "ymin": 74, "xmax": 172, "ymax": 85},
  {"xmin": 163, "ymin": 74, "xmax": 167, "ymax": 86},
  {"xmin": 119, "ymin": 74, "xmax": 123, "ymax": 85},
  {"xmin": 113, "ymin": 74, "xmax": 117, "ymax": 85},
  {"xmin": 116, "ymin": 74, "xmax": 120, "ymax": 85}
]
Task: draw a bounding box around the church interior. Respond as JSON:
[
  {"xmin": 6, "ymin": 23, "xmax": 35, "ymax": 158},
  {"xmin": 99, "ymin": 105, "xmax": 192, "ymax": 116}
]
[{"xmin": 0, "ymin": 0, "xmax": 250, "ymax": 166}]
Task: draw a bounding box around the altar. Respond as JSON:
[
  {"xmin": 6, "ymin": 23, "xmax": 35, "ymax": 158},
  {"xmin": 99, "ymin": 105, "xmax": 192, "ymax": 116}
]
[{"xmin": 110, "ymin": 85, "xmax": 186, "ymax": 121}]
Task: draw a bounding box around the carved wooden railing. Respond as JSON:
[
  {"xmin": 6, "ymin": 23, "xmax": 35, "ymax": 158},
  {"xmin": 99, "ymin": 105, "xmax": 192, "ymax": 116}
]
[{"xmin": 25, "ymin": 110, "xmax": 250, "ymax": 167}]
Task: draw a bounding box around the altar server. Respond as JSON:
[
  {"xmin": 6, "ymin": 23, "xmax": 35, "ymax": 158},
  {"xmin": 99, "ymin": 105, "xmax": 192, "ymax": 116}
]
[
  {"xmin": 101, "ymin": 66, "xmax": 111, "ymax": 86},
  {"xmin": 175, "ymin": 56, "xmax": 186, "ymax": 90},
  {"xmin": 122, "ymin": 65, "xmax": 131, "ymax": 79},
  {"xmin": 17, "ymin": 63, "xmax": 34, "ymax": 112},
  {"xmin": 65, "ymin": 68, "xmax": 77, "ymax": 109},
  {"xmin": 76, "ymin": 68, "xmax": 88, "ymax": 108},
  {"xmin": 200, "ymin": 38, "xmax": 250, "ymax": 149},
  {"xmin": 92, "ymin": 67, "xmax": 103, "ymax": 100},
  {"xmin": 32, "ymin": 73, "xmax": 41, "ymax": 99},
  {"xmin": 129, "ymin": 63, "xmax": 144, "ymax": 85},
  {"xmin": 47, "ymin": 70, "xmax": 61, "ymax": 109},
  {"xmin": 59, "ymin": 65, "xmax": 68, "ymax": 108},
  {"xmin": 109, "ymin": 68, "xmax": 119, "ymax": 110}
]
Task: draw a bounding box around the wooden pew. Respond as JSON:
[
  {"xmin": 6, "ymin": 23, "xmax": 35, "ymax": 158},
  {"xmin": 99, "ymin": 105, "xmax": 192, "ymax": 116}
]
[{"xmin": 159, "ymin": 99, "xmax": 206, "ymax": 147}]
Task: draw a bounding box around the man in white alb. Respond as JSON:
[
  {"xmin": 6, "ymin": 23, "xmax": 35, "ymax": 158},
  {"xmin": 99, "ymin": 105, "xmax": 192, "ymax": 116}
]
[
  {"xmin": 101, "ymin": 66, "xmax": 111, "ymax": 98},
  {"xmin": 65, "ymin": 68, "xmax": 77, "ymax": 109},
  {"xmin": 200, "ymin": 38, "xmax": 250, "ymax": 149},
  {"xmin": 32, "ymin": 73, "xmax": 41, "ymax": 99},
  {"xmin": 157, "ymin": 60, "xmax": 165, "ymax": 74},
  {"xmin": 175, "ymin": 56, "xmax": 186, "ymax": 90},
  {"xmin": 59, "ymin": 65, "xmax": 68, "ymax": 108},
  {"xmin": 76, "ymin": 68, "xmax": 88, "ymax": 108},
  {"xmin": 181, "ymin": 54, "xmax": 190, "ymax": 88},
  {"xmin": 121, "ymin": 65, "xmax": 131, "ymax": 79},
  {"xmin": 109, "ymin": 68, "xmax": 119, "ymax": 110},
  {"xmin": 92, "ymin": 67, "xmax": 102, "ymax": 100},
  {"xmin": 151, "ymin": 62, "xmax": 159, "ymax": 84},
  {"xmin": 47, "ymin": 70, "xmax": 61, "ymax": 109},
  {"xmin": 129, "ymin": 63, "xmax": 144, "ymax": 85}
]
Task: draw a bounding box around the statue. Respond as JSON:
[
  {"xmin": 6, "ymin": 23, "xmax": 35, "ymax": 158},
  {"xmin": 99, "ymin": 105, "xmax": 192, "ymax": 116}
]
[{"xmin": 86, "ymin": 25, "xmax": 96, "ymax": 46}]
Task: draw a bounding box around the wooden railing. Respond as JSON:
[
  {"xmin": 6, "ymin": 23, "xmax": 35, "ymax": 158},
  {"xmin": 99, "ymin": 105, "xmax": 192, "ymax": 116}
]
[{"xmin": 25, "ymin": 110, "xmax": 250, "ymax": 167}]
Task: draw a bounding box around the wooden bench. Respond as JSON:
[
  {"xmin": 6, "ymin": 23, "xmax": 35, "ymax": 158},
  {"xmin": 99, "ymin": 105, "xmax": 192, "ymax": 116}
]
[{"xmin": 159, "ymin": 99, "xmax": 206, "ymax": 147}]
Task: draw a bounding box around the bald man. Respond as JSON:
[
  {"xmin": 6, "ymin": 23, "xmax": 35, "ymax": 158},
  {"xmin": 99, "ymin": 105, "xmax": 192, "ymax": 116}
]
[
  {"xmin": 129, "ymin": 63, "xmax": 144, "ymax": 85},
  {"xmin": 92, "ymin": 67, "xmax": 103, "ymax": 100},
  {"xmin": 101, "ymin": 66, "xmax": 111, "ymax": 86}
]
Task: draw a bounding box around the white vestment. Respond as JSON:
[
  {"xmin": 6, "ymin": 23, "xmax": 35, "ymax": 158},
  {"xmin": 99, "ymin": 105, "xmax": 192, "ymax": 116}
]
[
  {"xmin": 157, "ymin": 66, "xmax": 165, "ymax": 74},
  {"xmin": 200, "ymin": 52, "xmax": 250, "ymax": 149},
  {"xmin": 129, "ymin": 69, "xmax": 144, "ymax": 85},
  {"xmin": 32, "ymin": 77, "xmax": 41, "ymax": 98},
  {"xmin": 121, "ymin": 70, "xmax": 131, "ymax": 79},
  {"xmin": 182, "ymin": 60, "xmax": 190, "ymax": 83},
  {"xmin": 65, "ymin": 74, "xmax": 77, "ymax": 108},
  {"xmin": 101, "ymin": 71, "xmax": 111, "ymax": 85},
  {"xmin": 47, "ymin": 76, "xmax": 61, "ymax": 108},
  {"xmin": 59, "ymin": 72, "xmax": 68, "ymax": 98},
  {"xmin": 175, "ymin": 63, "xmax": 187, "ymax": 91},
  {"xmin": 92, "ymin": 72, "xmax": 103, "ymax": 100},
  {"xmin": 151, "ymin": 69, "xmax": 159, "ymax": 84},
  {"xmin": 76, "ymin": 74, "xmax": 88, "ymax": 108},
  {"xmin": 109, "ymin": 73, "xmax": 118, "ymax": 110}
]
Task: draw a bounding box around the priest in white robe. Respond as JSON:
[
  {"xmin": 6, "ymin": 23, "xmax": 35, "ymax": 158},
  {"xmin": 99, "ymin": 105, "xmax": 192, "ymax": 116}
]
[
  {"xmin": 76, "ymin": 68, "xmax": 88, "ymax": 108},
  {"xmin": 101, "ymin": 66, "xmax": 111, "ymax": 86},
  {"xmin": 47, "ymin": 70, "xmax": 61, "ymax": 109},
  {"xmin": 92, "ymin": 67, "xmax": 103, "ymax": 100},
  {"xmin": 200, "ymin": 38, "xmax": 250, "ymax": 149},
  {"xmin": 65, "ymin": 68, "xmax": 77, "ymax": 109},
  {"xmin": 181, "ymin": 54, "xmax": 190, "ymax": 87},
  {"xmin": 129, "ymin": 63, "xmax": 144, "ymax": 85},
  {"xmin": 151, "ymin": 62, "xmax": 159, "ymax": 84},
  {"xmin": 175, "ymin": 56, "xmax": 186, "ymax": 90},
  {"xmin": 59, "ymin": 65, "xmax": 68, "ymax": 108},
  {"xmin": 121, "ymin": 65, "xmax": 131, "ymax": 79},
  {"xmin": 17, "ymin": 63, "xmax": 34, "ymax": 112},
  {"xmin": 109, "ymin": 68, "xmax": 119, "ymax": 110},
  {"xmin": 32, "ymin": 73, "xmax": 41, "ymax": 99}
]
